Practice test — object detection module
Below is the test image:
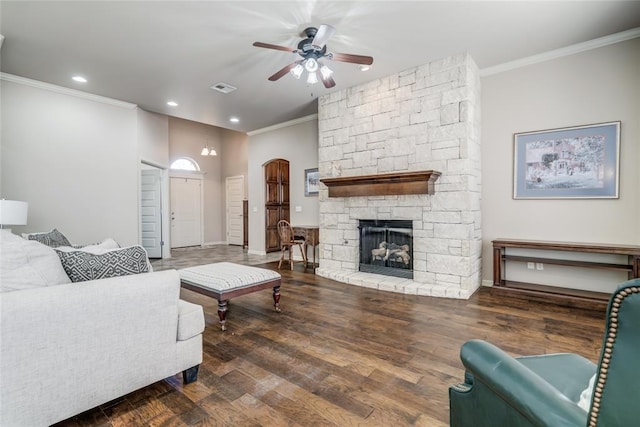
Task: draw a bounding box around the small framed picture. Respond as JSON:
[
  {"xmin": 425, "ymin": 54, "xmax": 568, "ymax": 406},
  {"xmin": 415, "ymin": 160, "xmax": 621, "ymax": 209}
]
[
  {"xmin": 304, "ymin": 168, "xmax": 319, "ymax": 196},
  {"xmin": 513, "ymin": 121, "xmax": 620, "ymax": 199}
]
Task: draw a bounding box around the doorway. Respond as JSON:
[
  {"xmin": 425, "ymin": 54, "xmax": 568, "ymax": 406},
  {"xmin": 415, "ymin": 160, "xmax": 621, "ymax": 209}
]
[
  {"xmin": 140, "ymin": 166, "xmax": 163, "ymax": 258},
  {"xmin": 226, "ymin": 175, "xmax": 245, "ymax": 246},
  {"xmin": 170, "ymin": 175, "xmax": 203, "ymax": 248}
]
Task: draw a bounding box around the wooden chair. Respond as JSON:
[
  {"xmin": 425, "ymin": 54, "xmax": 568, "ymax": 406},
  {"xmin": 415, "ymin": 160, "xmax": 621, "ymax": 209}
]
[{"xmin": 277, "ymin": 220, "xmax": 307, "ymax": 270}]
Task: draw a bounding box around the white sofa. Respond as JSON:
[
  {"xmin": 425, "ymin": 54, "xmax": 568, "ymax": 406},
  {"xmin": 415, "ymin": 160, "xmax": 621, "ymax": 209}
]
[{"xmin": 0, "ymin": 231, "xmax": 205, "ymax": 426}]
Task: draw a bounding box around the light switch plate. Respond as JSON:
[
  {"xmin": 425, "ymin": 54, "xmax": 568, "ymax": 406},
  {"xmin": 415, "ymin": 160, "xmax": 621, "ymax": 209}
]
[{"xmin": 295, "ymin": 206, "xmax": 302, "ymax": 212}]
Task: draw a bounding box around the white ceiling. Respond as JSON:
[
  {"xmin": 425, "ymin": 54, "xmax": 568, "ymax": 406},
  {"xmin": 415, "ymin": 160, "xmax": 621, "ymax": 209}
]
[{"xmin": 1, "ymin": 1, "xmax": 639, "ymax": 133}]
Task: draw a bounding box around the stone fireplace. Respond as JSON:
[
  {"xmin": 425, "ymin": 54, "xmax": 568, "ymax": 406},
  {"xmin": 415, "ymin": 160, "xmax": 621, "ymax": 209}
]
[{"xmin": 316, "ymin": 53, "xmax": 482, "ymax": 299}]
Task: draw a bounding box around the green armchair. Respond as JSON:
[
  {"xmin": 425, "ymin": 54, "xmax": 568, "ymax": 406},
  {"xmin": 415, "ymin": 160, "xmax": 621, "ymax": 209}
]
[{"xmin": 449, "ymin": 279, "xmax": 640, "ymax": 427}]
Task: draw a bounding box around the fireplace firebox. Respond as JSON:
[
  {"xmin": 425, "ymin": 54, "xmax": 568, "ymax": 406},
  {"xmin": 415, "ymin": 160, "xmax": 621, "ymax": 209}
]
[{"xmin": 358, "ymin": 220, "xmax": 413, "ymax": 279}]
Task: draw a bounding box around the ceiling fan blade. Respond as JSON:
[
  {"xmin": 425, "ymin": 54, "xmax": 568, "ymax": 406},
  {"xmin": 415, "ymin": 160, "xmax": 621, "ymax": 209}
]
[
  {"xmin": 253, "ymin": 41, "xmax": 296, "ymax": 53},
  {"xmin": 268, "ymin": 62, "xmax": 299, "ymax": 81},
  {"xmin": 321, "ymin": 73, "xmax": 336, "ymax": 89},
  {"xmin": 329, "ymin": 52, "xmax": 374, "ymax": 65},
  {"xmin": 311, "ymin": 24, "xmax": 336, "ymax": 48}
]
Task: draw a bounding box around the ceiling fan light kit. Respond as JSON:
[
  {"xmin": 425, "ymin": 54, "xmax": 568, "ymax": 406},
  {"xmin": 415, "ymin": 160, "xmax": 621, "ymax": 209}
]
[{"xmin": 253, "ymin": 24, "xmax": 373, "ymax": 89}]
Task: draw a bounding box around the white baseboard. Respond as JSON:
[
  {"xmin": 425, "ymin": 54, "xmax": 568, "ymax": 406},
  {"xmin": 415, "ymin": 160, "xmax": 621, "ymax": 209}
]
[
  {"xmin": 248, "ymin": 249, "xmax": 267, "ymax": 256},
  {"xmin": 202, "ymin": 241, "xmax": 227, "ymax": 246},
  {"xmin": 481, "ymin": 279, "xmax": 493, "ymax": 287}
]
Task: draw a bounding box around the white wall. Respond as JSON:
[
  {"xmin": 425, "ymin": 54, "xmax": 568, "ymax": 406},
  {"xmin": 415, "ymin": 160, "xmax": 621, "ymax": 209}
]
[
  {"xmin": 168, "ymin": 117, "xmax": 224, "ymax": 244},
  {"xmin": 220, "ymin": 128, "xmax": 249, "ymax": 197},
  {"xmin": 0, "ymin": 76, "xmax": 248, "ymax": 249},
  {"xmin": 481, "ymin": 37, "xmax": 640, "ymax": 291},
  {"xmin": 0, "ymin": 76, "xmax": 140, "ymax": 246},
  {"xmin": 167, "ymin": 117, "xmax": 248, "ymax": 245},
  {"xmin": 247, "ymin": 117, "xmax": 319, "ymax": 255},
  {"xmin": 137, "ymin": 108, "xmax": 169, "ymax": 167}
]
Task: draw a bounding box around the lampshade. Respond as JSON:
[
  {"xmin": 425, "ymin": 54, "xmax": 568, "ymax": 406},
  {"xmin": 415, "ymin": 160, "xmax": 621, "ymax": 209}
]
[
  {"xmin": 290, "ymin": 63, "xmax": 304, "ymax": 79},
  {"xmin": 304, "ymin": 58, "xmax": 318, "ymax": 73},
  {"xmin": 0, "ymin": 200, "xmax": 28, "ymax": 226},
  {"xmin": 320, "ymin": 64, "xmax": 333, "ymax": 79},
  {"xmin": 306, "ymin": 72, "xmax": 318, "ymax": 85}
]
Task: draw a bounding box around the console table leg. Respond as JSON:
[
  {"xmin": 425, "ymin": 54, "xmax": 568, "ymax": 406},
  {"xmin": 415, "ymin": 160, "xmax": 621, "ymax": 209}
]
[
  {"xmin": 493, "ymin": 246, "xmax": 503, "ymax": 286},
  {"xmin": 273, "ymin": 285, "xmax": 281, "ymax": 313},
  {"xmin": 217, "ymin": 299, "xmax": 228, "ymax": 331}
]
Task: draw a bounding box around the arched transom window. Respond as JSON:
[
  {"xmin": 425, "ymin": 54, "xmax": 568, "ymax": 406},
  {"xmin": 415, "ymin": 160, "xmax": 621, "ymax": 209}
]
[{"xmin": 170, "ymin": 157, "xmax": 200, "ymax": 171}]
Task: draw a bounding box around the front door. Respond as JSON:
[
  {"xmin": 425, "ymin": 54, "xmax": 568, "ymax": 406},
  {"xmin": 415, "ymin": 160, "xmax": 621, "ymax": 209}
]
[{"xmin": 170, "ymin": 177, "xmax": 202, "ymax": 248}]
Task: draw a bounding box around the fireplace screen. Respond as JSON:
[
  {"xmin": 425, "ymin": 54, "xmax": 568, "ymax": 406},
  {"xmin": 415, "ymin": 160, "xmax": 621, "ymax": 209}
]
[{"xmin": 359, "ymin": 220, "xmax": 413, "ymax": 279}]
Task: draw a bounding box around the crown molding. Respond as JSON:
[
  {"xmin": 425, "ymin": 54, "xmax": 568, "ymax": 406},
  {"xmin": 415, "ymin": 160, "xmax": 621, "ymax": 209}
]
[
  {"xmin": 0, "ymin": 73, "xmax": 137, "ymax": 109},
  {"xmin": 247, "ymin": 113, "xmax": 318, "ymax": 136},
  {"xmin": 480, "ymin": 27, "xmax": 640, "ymax": 77}
]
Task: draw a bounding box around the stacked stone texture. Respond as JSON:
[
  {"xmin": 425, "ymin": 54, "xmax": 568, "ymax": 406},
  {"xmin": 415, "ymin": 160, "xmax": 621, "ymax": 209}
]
[{"xmin": 316, "ymin": 53, "xmax": 482, "ymax": 299}]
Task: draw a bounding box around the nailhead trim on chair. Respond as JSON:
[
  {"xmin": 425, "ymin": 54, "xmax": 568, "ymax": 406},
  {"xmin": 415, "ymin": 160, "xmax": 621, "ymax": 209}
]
[{"xmin": 588, "ymin": 285, "xmax": 639, "ymax": 427}]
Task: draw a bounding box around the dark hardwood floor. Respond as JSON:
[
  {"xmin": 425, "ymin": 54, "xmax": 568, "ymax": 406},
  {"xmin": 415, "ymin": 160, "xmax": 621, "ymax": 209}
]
[{"xmin": 54, "ymin": 247, "xmax": 606, "ymax": 426}]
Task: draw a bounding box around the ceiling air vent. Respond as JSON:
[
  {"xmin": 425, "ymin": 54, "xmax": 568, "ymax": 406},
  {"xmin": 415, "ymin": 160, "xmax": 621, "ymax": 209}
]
[{"xmin": 210, "ymin": 82, "xmax": 237, "ymax": 94}]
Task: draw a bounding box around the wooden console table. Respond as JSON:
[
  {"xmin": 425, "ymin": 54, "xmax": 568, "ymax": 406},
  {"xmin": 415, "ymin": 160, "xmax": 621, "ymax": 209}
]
[
  {"xmin": 492, "ymin": 239, "xmax": 640, "ymax": 309},
  {"xmin": 293, "ymin": 225, "xmax": 319, "ymax": 268}
]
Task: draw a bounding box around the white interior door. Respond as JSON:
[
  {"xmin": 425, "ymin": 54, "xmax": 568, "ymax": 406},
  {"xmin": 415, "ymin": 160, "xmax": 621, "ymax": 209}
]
[
  {"xmin": 140, "ymin": 169, "xmax": 162, "ymax": 258},
  {"xmin": 226, "ymin": 175, "xmax": 244, "ymax": 246},
  {"xmin": 170, "ymin": 177, "xmax": 202, "ymax": 248}
]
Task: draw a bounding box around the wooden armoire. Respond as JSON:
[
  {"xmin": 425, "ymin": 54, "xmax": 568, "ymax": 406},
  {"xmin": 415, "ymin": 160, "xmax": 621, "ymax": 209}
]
[{"xmin": 264, "ymin": 159, "xmax": 290, "ymax": 252}]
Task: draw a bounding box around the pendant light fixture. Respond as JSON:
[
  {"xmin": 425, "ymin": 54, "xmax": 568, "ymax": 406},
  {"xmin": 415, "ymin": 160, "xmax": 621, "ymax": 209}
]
[{"xmin": 200, "ymin": 146, "xmax": 217, "ymax": 156}]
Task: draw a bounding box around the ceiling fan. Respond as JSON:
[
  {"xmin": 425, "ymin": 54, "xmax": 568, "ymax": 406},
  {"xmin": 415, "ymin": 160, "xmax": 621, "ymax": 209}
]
[{"xmin": 253, "ymin": 24, "xmax": 374, "ymax": 89}]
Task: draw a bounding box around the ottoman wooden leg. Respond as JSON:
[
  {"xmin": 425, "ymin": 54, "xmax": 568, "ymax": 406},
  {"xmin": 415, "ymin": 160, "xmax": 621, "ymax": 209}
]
[
  {"xmin": 217, "ymin": 299, "xmax": 229, "ymax": 331},
  {"xmin": 273, "ymin": 285, "xmax": 281, "ymax": 313}
]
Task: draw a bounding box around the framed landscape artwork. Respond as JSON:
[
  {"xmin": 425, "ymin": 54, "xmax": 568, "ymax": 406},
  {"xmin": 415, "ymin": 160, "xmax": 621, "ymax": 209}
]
[
  {"xmin": 513, "ymin": 121, "xmax": 620, "ymax": 199},
  {"xmin": 305, "ymin": 168, "xmax": 319, "ymax": 196}
]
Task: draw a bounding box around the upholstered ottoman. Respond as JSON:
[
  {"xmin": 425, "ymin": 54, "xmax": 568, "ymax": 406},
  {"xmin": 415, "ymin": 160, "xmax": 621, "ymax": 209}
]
[{"xmin": 178, "ymin": 262, "xmax": 282, "ymax": 331}]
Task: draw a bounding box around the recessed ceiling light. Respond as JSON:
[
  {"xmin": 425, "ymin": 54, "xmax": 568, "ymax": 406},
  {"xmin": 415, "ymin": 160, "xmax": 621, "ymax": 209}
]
[
  {"xmin": 229, "ymin": 117, "xmax": 240, "ymax": 123},
  {"xmin": 167, "ymin": 101, "xmax": 178, "ymax": 107},
  {"xmin": 72, "ymin": 76, "xmax": 87, "ymax": 83},
  {"xmin": 359, "ymin": 65, "xmax": 370, "ymax": 72}
]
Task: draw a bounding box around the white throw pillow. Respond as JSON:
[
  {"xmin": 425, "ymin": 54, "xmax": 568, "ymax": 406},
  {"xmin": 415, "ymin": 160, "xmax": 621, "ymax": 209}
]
[
  {"xmin": 1, "ymin": 230, "xmax": 71, "ymax": 291},
  {"xmin": 577, "ymin": 373, "xmax": 596, "ymax": 411},
  {"xmin": 56, "ymin": 238, "xmax": 120, "ymax": 254}
]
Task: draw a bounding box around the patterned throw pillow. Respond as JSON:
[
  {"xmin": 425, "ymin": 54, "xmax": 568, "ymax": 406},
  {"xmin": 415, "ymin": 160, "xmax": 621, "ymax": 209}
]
[
  {"xmin": 56, "ymin": 246, "xmax": 150, "ymax": 283},
  {"xmin": 25, "ymin": 229, "xmax": 71, "ymax": 248}
]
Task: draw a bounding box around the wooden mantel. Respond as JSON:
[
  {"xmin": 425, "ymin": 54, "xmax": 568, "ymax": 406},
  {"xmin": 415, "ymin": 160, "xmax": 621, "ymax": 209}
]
[{"xmin": 320, "ymin": 170, "xmax": 441, "ymax": 198}]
